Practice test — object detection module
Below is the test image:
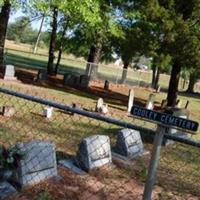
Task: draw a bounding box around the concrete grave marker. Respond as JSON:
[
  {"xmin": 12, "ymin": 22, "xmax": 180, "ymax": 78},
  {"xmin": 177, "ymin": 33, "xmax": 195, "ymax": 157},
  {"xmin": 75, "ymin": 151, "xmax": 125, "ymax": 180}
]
[
  {"xmin": 3, "ymin": 65, "xmax": 16, "ymax": 80},
  {"xmin": 43, "ymin": 107, "xmax": 53, "ymax": 118},
  {"xmin": 0, "ymin": 181, "xmax": 18, "ymax": 199},
  {"xmin": 128, "ymin": 89, "xmax": 134, "ymax": 113},
  {"xmin": 76, "ymin": 135, "xmax": 112, "ymax": 171},
  {"xmin": 115, "ymin": 129, "xmax": 144, "ymax": 159},
  {"xmin": 2, "ymin": 106, "xmax": 15, "ymax": 117},
  {"xmin": 14, "ymin": 140, "xmax": 57, "ymax": 186},
  {"xmin": 146, "ymin": 93, "xmax": 155, "ymax": 110}
]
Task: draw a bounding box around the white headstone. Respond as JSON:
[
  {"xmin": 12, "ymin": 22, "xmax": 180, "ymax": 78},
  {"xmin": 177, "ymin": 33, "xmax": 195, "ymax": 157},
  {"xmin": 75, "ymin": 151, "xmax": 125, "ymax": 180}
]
[
  {"xmin": 3, "ymin": 65, "xmax": 16, "ymax": 80},
  {"xmin": 146, "ymin": 94, "xmax": 155, "ymax": 110},
  {"xmin": 128, "ymin": 89, "xmax": 134, "ymax": 112},
  {"xmin": 96, "ymin": 98, "xmax": 104, "ymax": 111},
  {"xmin": 14, "ymin": 140, "xmax": 57, "ymax": 186},
  {"xmin": 76, "ymin": 135, "xmax": 112, "ymax": 171},
  {"xmin": 43, "ymin": 107, "xmax": 53, "ymax": 118}
]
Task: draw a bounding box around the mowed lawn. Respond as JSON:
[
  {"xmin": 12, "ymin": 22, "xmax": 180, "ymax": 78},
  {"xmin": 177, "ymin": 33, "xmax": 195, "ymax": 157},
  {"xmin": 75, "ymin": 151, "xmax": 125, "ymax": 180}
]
[{"xmin": 0, "ymin": 81, "xmax": 200, "ymax": 199}]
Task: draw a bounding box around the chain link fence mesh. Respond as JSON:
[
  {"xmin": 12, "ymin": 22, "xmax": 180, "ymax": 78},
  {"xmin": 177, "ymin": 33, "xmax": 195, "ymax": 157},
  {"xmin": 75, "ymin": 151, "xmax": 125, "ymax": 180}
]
[{"xmin": 0, "ymin": 85, "xmax": 199, "ymax": 200}]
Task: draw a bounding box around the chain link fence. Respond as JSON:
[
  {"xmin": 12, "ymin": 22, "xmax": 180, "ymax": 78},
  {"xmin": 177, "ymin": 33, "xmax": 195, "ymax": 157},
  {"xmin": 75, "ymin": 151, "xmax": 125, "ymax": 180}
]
[{"xmin": 0, "ymin": 86, "xmax": 199, "ymax": 200}]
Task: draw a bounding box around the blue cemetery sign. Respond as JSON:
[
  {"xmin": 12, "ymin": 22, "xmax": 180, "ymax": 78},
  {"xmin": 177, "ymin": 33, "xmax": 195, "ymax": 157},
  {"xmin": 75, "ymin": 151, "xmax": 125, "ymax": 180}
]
[{"xmin": 131, "ymin": 105, "xmax": 199, "ymax": 132}]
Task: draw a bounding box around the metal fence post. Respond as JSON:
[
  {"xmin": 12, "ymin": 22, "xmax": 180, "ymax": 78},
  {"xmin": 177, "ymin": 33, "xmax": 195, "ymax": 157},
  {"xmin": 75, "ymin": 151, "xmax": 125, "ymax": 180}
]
[{"xmin": 143, "ymin": 125, "xmax": 166, "ymax": 200}]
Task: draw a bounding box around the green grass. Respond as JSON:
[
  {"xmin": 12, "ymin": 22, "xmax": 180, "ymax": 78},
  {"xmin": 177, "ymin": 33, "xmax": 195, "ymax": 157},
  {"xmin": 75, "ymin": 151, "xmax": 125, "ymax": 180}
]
[
  {"xmin": 1, "ymin": 45, "xmax": 200, "ymax": 198},
  {"xmin": 0, "ymin": 81, "xmax": 200, "ymax": 198}
]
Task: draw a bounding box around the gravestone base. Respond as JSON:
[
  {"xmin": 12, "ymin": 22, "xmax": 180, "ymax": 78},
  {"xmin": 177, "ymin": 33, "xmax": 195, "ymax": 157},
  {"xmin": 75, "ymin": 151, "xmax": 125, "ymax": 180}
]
[
  {"xmin": 0, "ymin": 181, "xmax": 18, "ymax": 200},
  {"xmin": 59, "ymin": 159, "xmax": 87, "ymax": 176},
  {"xmin": 3, "ymin": 77, "xmax": 17, "ymax": 81},
  {"xmin": 112, "ymin": 149, "xmax": 149, "ymax": 161}
]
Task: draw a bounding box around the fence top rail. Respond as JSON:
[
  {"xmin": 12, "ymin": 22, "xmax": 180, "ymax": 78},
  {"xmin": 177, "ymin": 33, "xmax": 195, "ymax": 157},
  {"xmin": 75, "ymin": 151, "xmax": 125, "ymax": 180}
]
[{"xmin": 0, "ymin": 87, "xmax": 200, "ymax": 148}]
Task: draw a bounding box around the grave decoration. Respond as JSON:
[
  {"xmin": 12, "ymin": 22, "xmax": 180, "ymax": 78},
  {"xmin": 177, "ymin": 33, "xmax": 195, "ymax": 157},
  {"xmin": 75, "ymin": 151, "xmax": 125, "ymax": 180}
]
[
  {"xmin": 76, "ymin": 135, "xmax": 112, "ymax": 171},
  {"xmin": 114, "ymin": 129, "xmax": 144, "ymax": 159},
  {"xmin": 14, "ymin": 140, "xmax": 57, "ymax": 186},
  {"xmin": 0, "ymin": 145, "xmax": 23, "ymax": 181},
  {"xmin": 3, "ymin": 65, "xmax": 16, "ymax": 80},
  {"xmin": 95, "ymin": 98, "xmax": 108, "ymax": 114}
]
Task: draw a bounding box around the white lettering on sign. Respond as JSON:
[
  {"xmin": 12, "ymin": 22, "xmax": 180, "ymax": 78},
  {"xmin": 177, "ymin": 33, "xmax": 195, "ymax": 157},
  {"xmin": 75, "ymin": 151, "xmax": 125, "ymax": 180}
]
[{"xmin": 131, "ymin": 106, "xmax": 199, "ymax": 132}]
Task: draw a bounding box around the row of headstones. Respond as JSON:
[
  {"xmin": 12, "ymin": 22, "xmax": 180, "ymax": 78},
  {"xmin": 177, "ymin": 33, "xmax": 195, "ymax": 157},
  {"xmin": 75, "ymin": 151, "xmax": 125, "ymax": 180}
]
[
  {"xmin": 0, "ymin": 128, "xmax": 143, "ymax": 199},
  {"xmin": 36, "ymin": 69, "xmax": 91, "ymax": 88}
]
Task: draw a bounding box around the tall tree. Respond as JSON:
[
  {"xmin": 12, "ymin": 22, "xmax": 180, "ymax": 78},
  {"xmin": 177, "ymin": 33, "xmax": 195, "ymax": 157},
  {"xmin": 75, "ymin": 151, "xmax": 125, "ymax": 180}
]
[
  {"xmin": 47, "ymin": 6, "xmax": 58, "ymax": 75},
  {"xmin": 134, "ymin": 0, "xmax": 200, "ymax": 106},
  {"xmin": 0, "ymin": 0, "xmax": 11, "ymax": 66}
]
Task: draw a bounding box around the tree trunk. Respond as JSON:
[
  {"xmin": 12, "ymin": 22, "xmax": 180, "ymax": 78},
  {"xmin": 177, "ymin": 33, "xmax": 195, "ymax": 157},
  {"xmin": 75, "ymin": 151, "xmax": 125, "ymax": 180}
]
[
  {"xmin": 85, "ymin": 41, "xmax": 102, "ymax": 80},
  {"xmin": 167, "ymin": 60, "xmax": 181, "ymax": 107},
  {"xmin": 120, "ymin": 61, "xmax": 129, "ymax": 84},
  {"xmin": 55, "ymin": 20, "xmax": 68, "ymax": 74},
  {"xmin": 47, "ymin": 7, "xmax": 58, "ymax": 75},
  {"xmin": 186, "ymin": 73, "xmax": 196, "ymax": 93},
  {"xmin": 33, "ymin": 14, "xmax": 45, "ymax": 54},
  {"xmin": 0, "ymin": 0, "xmax": 11, "ymax": 66}
]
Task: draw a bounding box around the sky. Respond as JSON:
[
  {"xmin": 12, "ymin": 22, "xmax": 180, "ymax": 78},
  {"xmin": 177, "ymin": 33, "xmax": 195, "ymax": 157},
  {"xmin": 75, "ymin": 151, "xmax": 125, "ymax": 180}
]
[{"xmin": 9, "ymin": 10, "xmax": 46, "ymax": 31}]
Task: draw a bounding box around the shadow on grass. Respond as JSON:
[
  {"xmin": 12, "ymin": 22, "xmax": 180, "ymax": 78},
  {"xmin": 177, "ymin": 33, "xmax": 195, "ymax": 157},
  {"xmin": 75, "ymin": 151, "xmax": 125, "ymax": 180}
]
[
  {"xmin": 6, "ymin": 53, "xmax": 86, "ymax": 76},
  {"xmin": 3, "ymin": 52, "xmax": 151, "ymax": 109}
]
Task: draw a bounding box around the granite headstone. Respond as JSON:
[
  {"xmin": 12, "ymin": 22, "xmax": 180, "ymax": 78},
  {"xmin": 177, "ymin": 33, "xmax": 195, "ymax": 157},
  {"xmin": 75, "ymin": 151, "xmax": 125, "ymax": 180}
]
[
  {"xmin": 14, "ymin": 140, "xmax": 57, "ymax": 186},
  {"xmin": 115, "ymin": 129, "xmax": 144, "ymax": 158},
  {"xmin": 76, "ymin": 135, "xmax": 112, "ymax": 171},
  {"xmin": 79, "ymin": 75, "xmax": 90, "ymax": 88},
  {"xmin": 36, "ymin": 69, "xmax": 48, "ymax": 81}
]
